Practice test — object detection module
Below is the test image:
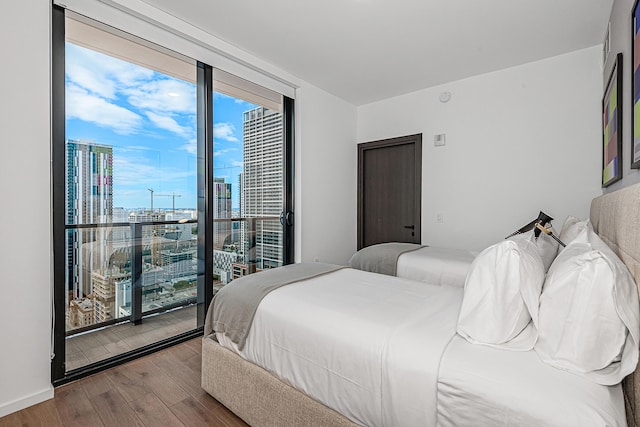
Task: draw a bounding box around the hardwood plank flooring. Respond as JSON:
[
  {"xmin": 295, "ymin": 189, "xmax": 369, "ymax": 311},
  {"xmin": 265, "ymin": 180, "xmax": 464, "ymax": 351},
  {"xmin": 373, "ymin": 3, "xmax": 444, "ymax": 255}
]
[{"xmin": 0, "ymin": 338, "xmax": 248, "ymax": 427}]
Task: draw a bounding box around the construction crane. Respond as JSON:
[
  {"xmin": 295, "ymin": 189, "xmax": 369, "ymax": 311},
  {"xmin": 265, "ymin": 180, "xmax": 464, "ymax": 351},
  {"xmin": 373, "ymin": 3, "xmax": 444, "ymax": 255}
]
[{"xmin": 154, "ymin": 192, "xmax": 182, "ymax": 214}]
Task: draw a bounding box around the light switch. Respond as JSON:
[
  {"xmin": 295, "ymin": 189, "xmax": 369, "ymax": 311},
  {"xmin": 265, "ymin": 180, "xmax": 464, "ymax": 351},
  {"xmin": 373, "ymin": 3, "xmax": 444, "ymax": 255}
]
[{"xmin": 434, "ymin": 134, "xmax": 446, "ymax": 146}]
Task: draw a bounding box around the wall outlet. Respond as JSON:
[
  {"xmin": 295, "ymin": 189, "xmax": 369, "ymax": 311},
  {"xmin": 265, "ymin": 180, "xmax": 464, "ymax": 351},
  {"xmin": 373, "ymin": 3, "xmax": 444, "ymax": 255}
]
[{"xmin": 436, "ymin": 212, "xmax": 444, "ymax": 223}]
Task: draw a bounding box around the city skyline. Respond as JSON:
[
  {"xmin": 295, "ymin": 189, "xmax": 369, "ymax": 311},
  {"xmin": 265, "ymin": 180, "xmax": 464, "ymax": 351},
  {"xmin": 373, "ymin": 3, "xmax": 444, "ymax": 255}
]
[{"xmin": 65, "ymin": 42, "xmax": 257, "ymax": 211}]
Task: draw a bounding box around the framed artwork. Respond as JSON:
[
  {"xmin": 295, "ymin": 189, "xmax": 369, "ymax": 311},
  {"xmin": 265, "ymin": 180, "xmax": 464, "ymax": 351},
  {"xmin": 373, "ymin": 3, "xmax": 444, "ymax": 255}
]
[
  {"xmin": 602, "ymin": 53, "xmax": 623, "ymax": 187},
  {"xmin": 633, "ymin": 1, "xmax": 640, "ymax": 168}
]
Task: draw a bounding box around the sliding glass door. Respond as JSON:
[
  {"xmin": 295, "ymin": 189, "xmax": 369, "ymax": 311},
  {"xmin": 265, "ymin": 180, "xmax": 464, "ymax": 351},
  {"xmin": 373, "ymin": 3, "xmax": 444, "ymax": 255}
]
[
  {"xmin": 210, "ymin": 72, "xmax": 292, "ymax": 292},
  {"xmin": 55, "ymin": 11, "xmax": 200, "ymax": 376},
  {"xmin": 52, "ymin": 7, "xmax": 294, "ymax": 383}
]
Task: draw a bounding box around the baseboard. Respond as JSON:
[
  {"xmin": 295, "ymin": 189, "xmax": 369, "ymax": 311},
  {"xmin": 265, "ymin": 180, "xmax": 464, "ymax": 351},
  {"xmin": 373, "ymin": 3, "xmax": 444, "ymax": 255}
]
[{"xmin": 0, "ymin": 385, "xmax": 54, "ymax": 418}]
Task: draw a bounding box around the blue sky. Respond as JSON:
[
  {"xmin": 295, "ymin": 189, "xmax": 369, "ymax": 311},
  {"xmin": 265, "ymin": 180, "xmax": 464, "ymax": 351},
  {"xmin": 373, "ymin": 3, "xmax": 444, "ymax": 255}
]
[{"xmin": 65, "ymin": 42, "xmax": 256, "ymax": 210}]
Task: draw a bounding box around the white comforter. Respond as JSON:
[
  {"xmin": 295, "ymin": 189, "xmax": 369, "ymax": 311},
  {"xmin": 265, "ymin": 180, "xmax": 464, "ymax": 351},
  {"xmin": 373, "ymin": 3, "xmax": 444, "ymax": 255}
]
[
  {"xmin": 437, "ymin": 335, "xmax": 625, "ymax": 426},
  {"xmin": 218, "ymin": 268, "xmax": 462, "ymax": 426},
  {"xmin": 216, "ymin": 267, "xmax": 627, "ymax": 427},
  {"xmin": 396, "ymin": 246, "xmax": 477, "ymax": 287}
]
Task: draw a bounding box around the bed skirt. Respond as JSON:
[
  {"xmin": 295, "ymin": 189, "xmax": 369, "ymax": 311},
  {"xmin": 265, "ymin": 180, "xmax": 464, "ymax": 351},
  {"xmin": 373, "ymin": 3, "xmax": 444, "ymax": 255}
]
[{"xmin": 201, "ymin": 335, "xmax": 357, "ymax": 426}]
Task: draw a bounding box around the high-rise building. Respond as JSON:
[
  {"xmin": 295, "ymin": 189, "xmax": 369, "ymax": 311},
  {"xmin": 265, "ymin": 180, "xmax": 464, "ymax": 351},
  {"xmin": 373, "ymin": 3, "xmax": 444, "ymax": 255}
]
[
  {"xmin": 213, "ymin": 177, "xmax": 232, "ymax": 248},
  {"xmin": 241, "ymin": 107, "xmax": 283, "ymax": 269},
  {"xmin": 66, "ymin": 140, "xmax": 113, "ymax": 300},
  {"xmin": 92, "ymin": 270, "xmax": 128, "ymax": 323}
]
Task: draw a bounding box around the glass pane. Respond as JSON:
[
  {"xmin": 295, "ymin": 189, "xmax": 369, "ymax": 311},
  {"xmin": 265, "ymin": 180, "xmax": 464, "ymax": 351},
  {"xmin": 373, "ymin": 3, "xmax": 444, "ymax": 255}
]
[
  {"xmin": 212, "ymin": 87, "xmax": 284, "ymax": 292},
  {"xmin": 64, "ymin": 17, "xmax": 197, "ymax": 371}
]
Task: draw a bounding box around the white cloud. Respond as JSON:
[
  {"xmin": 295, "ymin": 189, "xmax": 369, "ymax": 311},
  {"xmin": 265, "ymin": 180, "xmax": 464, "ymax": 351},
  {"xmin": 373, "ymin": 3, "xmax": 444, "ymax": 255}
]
[
  {"xmin": 231, "ymin": 160, "xmax": 243, "ymax": 168},
  {"xmin": 145, "ymin": 112, "xmax": 192, "ymax": 138},
  {"xmin": 214, "ymin": 148, "xmax": 238, "ymax": 156},
  {"xmin": 180, "ymin": 139, "xmax": 197, "ymax": 155},
  {"xmin": 113, "ymin": 156, "xmax": 195, "ymax": 186},
  {"xmin": 67, "ymin": 62, "xmax": 117, "ymax": 99},
  {"xmin": 67, "ymin": 44, "xmax": 153, "ymax": 96},
  {"xmin": 214, "ymin": 122, "xmax": 239, "ymax": 142},
  {"xmin": 125, "ymin": 79, "xmax": 196, "ymax": 114},
  {"xmin": 66, "ymin": 84, "xmax": 142, "ymax": 134}
]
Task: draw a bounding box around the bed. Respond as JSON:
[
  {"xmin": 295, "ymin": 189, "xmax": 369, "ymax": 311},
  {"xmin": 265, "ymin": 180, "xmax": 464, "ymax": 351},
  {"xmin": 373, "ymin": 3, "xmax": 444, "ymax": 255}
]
[
  {"xmin": 348, "ymin": 243, "xmax": 477, "ymax": 287},
  {"xmin": 202, "ymin": 182, "xmax": 640, "ymax": 427}
]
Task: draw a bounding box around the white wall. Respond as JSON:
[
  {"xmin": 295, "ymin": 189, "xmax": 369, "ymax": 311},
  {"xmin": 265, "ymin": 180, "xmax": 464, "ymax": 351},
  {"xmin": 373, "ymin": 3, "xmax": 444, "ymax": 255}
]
[
  {"xmin": 296, "ymin": 85, "xmax": 358, "ymax": 264},
  {"xmin": 605, "ymin": 0, "xmax": 640, "ymax": 191},
  {"xmin": 0, "ymin": 0, "xmax": 55, "ymax": 417},
  {"xmin": 357, "ymin": 46, "xmax": 603, "ymax": 251}
]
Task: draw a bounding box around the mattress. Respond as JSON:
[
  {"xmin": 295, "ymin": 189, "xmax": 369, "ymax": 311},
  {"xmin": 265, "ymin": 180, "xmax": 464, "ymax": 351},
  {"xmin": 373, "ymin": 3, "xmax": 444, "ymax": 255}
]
[
  {"xmin": 215, "ymin": 267, "xmax": 627, "ymax": 427},
  {"xmin": 218, "ymin": 268, "xmax": 462, "ymax": 426},
  {"xmin": 437, "ymin": 335, "xmax": 626, "ymax": 426},
  {"xmin": 396, "ymin": 246, "xmax": 477, "ymax": 287}
]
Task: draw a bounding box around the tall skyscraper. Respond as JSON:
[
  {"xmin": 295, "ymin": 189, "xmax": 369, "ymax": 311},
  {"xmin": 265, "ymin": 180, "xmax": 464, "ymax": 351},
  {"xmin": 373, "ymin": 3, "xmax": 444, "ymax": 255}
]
[
  {"xmin": 214, "ymin": 177, "xmax": 232, "ymax": 248},
  {"xmin": 66, "ymin": 140, "xmax": 113, "ymax": 300},
  {"xmin": 241, "ymin": 107, "xmax": 283, "ymax": 269}
]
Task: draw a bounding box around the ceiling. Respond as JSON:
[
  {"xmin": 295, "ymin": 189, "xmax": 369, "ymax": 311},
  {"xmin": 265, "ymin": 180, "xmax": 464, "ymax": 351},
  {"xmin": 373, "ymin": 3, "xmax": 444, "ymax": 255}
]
[{"xmin": 141, "ymin": 0, "xmax": 613, "ymax": 106}]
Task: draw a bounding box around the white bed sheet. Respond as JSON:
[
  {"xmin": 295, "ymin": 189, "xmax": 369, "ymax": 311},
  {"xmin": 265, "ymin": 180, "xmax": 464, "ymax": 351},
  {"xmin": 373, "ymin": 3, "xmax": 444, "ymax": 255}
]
[
  {"xmin": 437, "ymin": 335, "xmax": 626, "ymax": 426},
  {"xmin": 396, "ymin": 246, "xmax": 477, "ymax": 287},
  {"xmin": 218, "ymin": 268, "xmax": 462, "ymax": 427}
]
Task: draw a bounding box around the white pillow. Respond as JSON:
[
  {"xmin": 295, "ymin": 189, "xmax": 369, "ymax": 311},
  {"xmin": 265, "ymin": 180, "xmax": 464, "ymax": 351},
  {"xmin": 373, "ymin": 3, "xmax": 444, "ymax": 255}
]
[
  {"xmin": 558, "ymin": 215, "xmax": 590, "ymax": 246},
  {"xmin": 508, "ymin": 229, "xmax": 558, "ymax": 272},
  {"xmin": 535, "ymin": 227, "xmax": 640, "ymax": 385},
  {"xmin": 457, "ymin": 237, "xmax": 545, "ymax": 350}
]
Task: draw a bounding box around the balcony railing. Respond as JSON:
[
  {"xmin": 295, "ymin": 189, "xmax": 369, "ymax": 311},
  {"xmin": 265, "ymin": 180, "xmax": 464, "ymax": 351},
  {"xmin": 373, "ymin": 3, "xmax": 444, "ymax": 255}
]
[{"xmin": 64, "ymin": 216, "xmax": 282, "ymax": 336}]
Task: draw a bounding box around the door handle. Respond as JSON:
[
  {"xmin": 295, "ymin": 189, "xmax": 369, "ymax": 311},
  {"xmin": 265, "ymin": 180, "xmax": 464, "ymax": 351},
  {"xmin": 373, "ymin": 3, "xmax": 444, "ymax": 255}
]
[
  {"xmin": 280, "ymin": 211, "xmax": 294, "ymax": 227},
  {"xmin": 403, "ymin": 225, "xmax": 415, "ymax": 229}
]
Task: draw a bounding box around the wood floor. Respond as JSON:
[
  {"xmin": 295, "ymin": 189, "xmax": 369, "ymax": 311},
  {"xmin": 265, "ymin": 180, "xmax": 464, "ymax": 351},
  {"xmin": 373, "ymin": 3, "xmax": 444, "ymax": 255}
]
[{"xmin": 0, "ymin": 338, "xmax": 248, "ymax": 427}]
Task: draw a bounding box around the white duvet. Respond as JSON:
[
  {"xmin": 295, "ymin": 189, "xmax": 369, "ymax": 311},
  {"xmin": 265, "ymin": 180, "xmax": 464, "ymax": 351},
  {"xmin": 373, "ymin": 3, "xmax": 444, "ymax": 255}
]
[
  {"xmin": 396, "ymin": 246, "xmax": 477, "ymax": 287},
  {"xmin": 437, "ymin": 335, "xmax": 625, "ymax": 426},
  {"xmin": 218, "ymin": 268, "xmax": 462, "ymax": 426},
  {"xmin": 216, "ymin": 267, "xmax": 628, "ymax": 427}
]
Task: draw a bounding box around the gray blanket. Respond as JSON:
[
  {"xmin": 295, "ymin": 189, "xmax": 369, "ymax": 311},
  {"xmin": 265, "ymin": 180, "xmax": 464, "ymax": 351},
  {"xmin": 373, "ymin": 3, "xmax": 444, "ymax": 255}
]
[
  {"xmin": 205, "ymin": 262, "xmax": 345, "ymax": 350},
  {"xmin": 348, "ymin": 242, "xmax": 425, "ymax": 276}
]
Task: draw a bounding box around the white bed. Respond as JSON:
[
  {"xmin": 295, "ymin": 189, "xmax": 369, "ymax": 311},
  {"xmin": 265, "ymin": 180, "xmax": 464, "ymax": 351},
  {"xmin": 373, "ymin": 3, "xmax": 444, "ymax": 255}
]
[
  {"xmin": 437, "ymin": 335, "xmax": 625, "ymax": 426},
  {"xmin": 397, "ymin": 246, "xmax": 477, "ymax": 287},
  {"xmin": 348, "ymin": 244, "xmax": 477, "ymax": 287},
  {"xmin": 218, "ymin": 269, "xmax": 462, "ymax": 426},
  {"xmin": 203, "ymin": 182, "xmax": 640, "ymax": 427},
  {"xmin": 213, "ymin": 269, "xmax": 627, "ymax": 426}
]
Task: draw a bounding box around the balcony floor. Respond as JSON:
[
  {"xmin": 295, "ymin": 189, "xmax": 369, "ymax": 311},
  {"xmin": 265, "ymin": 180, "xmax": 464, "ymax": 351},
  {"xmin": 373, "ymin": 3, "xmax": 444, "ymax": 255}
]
[{"xmin": 66, "ymin": 305, "xmax": 197, "ymax": 371}]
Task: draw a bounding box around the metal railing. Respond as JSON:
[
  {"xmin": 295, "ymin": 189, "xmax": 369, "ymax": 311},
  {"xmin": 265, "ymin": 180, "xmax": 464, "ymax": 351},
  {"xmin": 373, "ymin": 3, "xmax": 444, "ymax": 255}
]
[{"xmin": 64, "ymin": 216, "xmax": 281, "ymax": 336}]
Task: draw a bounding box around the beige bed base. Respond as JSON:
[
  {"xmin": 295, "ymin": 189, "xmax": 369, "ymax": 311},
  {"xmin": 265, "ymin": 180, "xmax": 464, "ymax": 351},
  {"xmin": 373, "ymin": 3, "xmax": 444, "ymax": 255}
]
[
  {"xmin": 201, "ymin": 336, "xmax": 356, "ymax": 426},
  {"xmin": 202, "ymin": 182, "xmax": 640, "ymax": 427}
]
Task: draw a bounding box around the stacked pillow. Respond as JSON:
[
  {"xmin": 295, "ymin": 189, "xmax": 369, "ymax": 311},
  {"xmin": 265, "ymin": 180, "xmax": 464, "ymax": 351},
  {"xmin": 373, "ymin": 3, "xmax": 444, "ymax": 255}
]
[
  {"xmin": 457, "ymin": 216, "xmax": 640, "ymax": 385},
  {"xmin": 457, "ymin": 234, "xmax": 546, "ymax": 350},
  {"xmin": 558, "ymin": 215, "xmax": 590, "ymax": 246},
  {"xmin": 508, "ymin": 229, "xmax": 560, "ymax": 272},
  {"xmin": 535, "ymin": 226, "xmax": 640, "ymax": 385}
]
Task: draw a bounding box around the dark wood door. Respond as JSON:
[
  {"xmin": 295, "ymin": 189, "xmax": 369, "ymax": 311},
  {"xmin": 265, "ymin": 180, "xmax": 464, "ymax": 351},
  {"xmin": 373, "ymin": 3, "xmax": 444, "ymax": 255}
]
[{"xmin": 357, "ymin": 134, "xmax": 422, "ymax": 250}]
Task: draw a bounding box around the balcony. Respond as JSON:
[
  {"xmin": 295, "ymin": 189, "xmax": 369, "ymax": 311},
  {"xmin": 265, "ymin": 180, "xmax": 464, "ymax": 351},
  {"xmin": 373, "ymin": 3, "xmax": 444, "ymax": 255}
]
[{"xmin": 64, "ymin": 215, "xmax": 282, "ymax": 371}]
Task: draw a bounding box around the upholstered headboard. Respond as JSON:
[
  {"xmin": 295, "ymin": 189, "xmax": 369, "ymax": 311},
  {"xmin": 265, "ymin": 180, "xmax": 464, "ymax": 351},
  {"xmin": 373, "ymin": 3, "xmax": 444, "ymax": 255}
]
[{"xmin": 590, "ymin": 182, "xmax": 640, "ymax": 427}]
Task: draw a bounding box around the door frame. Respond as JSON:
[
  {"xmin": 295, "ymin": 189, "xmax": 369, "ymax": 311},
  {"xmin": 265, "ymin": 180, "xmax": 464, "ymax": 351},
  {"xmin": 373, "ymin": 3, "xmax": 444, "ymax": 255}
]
[{"xmin": 357, "ymin": 133, "xmax": 422, "ymax": 250}]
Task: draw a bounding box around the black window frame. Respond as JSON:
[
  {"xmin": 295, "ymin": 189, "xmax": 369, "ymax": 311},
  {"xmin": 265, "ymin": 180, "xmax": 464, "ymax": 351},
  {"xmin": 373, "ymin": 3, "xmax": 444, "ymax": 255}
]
[{"xmin": 51, "ymin": 6, "xmax": 294, "ymax": 384}]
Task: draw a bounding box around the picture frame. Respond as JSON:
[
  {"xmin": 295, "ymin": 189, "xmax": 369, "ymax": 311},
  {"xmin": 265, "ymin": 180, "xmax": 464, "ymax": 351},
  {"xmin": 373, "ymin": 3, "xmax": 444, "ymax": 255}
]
[
  {"xmin": 632, "ymin": 1, "xmax": 640, "ymax": 168},
  {"xmin": 602, "ymin": 53, "xmax": 623, "ymax": 187}
]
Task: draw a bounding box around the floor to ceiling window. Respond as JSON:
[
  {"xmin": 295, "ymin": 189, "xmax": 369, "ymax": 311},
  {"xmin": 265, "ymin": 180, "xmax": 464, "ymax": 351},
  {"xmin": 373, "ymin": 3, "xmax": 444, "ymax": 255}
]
[
  {"xmin": 210, "ymin": 71, "xmax": 289, "ymax": 289},
  {"xmin": 52, "ymin": 7, "xmax": 294, "ymax": 383}
]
